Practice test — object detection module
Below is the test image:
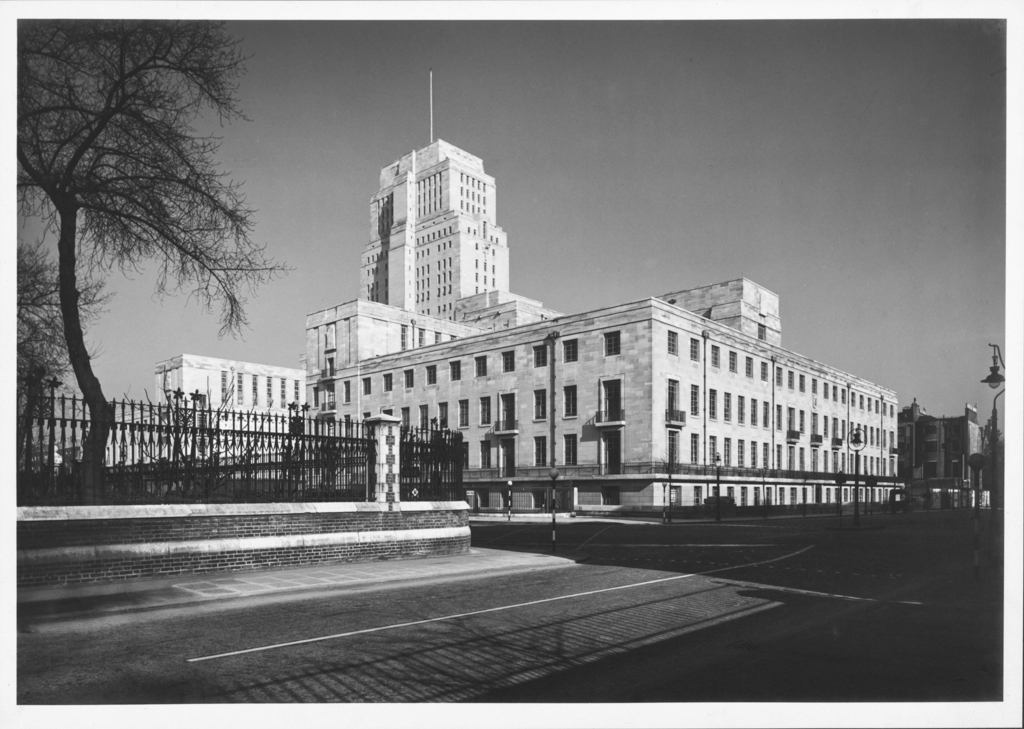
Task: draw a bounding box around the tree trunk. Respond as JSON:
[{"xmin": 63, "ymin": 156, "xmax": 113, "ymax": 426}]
[{"xmin": 56, "ymin": 205, "xmax": 112, "ymax": 504}]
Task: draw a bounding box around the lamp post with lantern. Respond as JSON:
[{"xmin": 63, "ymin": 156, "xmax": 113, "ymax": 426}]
[
  {"xmin": 980, "ymin": 343, "xmax": 1004, "ymax": 567},
  {"xmin": 714, "ymin": 452, "xmax": 722, "ymax": 522},
  {"xmin": 549, "ymin": 467, "xmax": 560, "ymax": 552},
  {"xmin": 849, "ymin": 427, "xmax": 866, "ymax": 528}
]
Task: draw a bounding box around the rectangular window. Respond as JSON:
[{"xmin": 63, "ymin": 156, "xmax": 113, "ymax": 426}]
[
  {"xmin": 690, "ymin": 338, "xmax": 700, "ymax": 362},
  {"xmin": 729, "ymin": 351, "xmax": 737, "ymax": 373},
  {"xmin": 777, "ymin": 404, "xmax": 783, "ymax": 431},
  {"xmin": 799, "ymin": 374, "xmax": 805, "ymax": 393},
  {"xmin": 842, "ymin": 388, "xmax": 847, "ymax": 405},
  {"xmin": 401, "ymin": 325, "xmax": 408, "ymax": 351},
  {"xmin": 777, "ymin": 444, "xmax": 782, "ymax": 470},
  {"xmin": 564, "ymin": 434, "xmax": 578, "ymax": 465},
  {"xmin": 709, "ymin": 389, "xmax": 718, "ymax": 420},
  {"xmin": 750, "ymin": 440, "xmax": 757, "ymax": 468},
  {"xmin": 690, "ymin": 433, "xmax": 699, "ymax": 464},
  {"xmin": 745, "ymin": 357, "xmax": 754, "ymax": 378},
  {"xmin": 799, "ymin": 448, "xmax": 805, "ymax": 471},
  {"xmin": 663, "ymin": 378, "xmax": 679, "ymax": 413},
  {"xmin": 761, "ymin": 362, "xmax": 769, "ymax": 381},
  {"xmin": 724, "ymin": 392, "xmax": 732, "ymax": 422},
  {"xmin": 811, "ymin": 378, "xmax": 818, "ymax": 395},
  {"xmin": 401, "ymin": 407, "xmax": 410, "ymax": 427},
  {"xmin": 480, "ymin": 441, "xmax": 492, "ymax": 469},
  {"xmin": 280, "ymin": 378, "xmax": 286, "ymax": 406},
  {"xmin": 799, "ymin": 410, "xmax": 805, "ymax": 433},
  {"xmin": 479, "ymin": 397, "xmax": 491, "ymax": 425},
  {"xmin": 758, "ymin": 323, "xmax": 766, "ymax": 341},
  {"xmin": 404, "ymin": 369, "xmax": 414, "ymax": 389},
  {"xmin": 266, "ymin": 378, "xmax": 272, "ymax": 406},
  {"xmin": 737, "ymin": 439, "xmax": 745, "ymax": 468},
  {"xmin": 294, "ymin": 380, "xmax": 299, "ymax": 402},
  {"xmin": 604, "ymin": 331, "xmax": 621, "ymax": 356},
  {"xmin": 359, "ymin": 377, "xmax": 370, "ymax": 397},
  {"xmin": 564, "ymin": 385, "xmax": 577, "ymax": 417},
  {"xmin": 221, "ymin": 371, "xmax": 229, "ymax": 401},
  {"xmin": 534, "ymin": 390, "xmax": 547, "ymax": 420},
  {"xmin": 439, "ymin": 402, "xmax": 448, "ymax": 428},
  {"xmin": 709, "ymin": 436, "xmax": 717, "ymax": 462},
  {"xmin": 563, "ymin": 339, "xmax": 578, "ymax": 363},
  {"xmin": 860, "ymin": 394, "xmax": 865, "ymax": 410},
  {"xmin": 723, "ymin": 438, "xmax": 731, "ymax": 466},
  {"xmin": 694, "ymin": 485, "xmax": 703, "ymax": 504},
  {"xmin": 668, "ymin": 330, "xmax": 678, "ymax": 356},
  {"xmin": 738, "ymin": 395, "xmax": 745, "ymax": 425},
  {"xmin": 383, "ymin": 373, "xmax": 393, "ymax": 392},
  {"xmin": 823, "ymin": 382, "xmax": 829, "ymax": 400},
  {"xmin": 502, "ymin": 351, "xmax": 515, "ymax": 372},
  {"xmin": 788, "ymin": 371, "xmax": 795, "ymax": 390},
  {"xmin": 533, "ymin": 345, "xmax": 548, "ymax": 368},
  {"xmin": 788, "ymin": 446, "xmax": 795, "ymax": 470},
  {"xmin": 426, "ymin": 365, "xmax": 437, "ymax": 385},
  {"xmin": 668, "ymin": 430, "xmax": 680, "ymax": 465},
  {"xmin": 534, "ymin": 436, "xmax": 547, "ymax": 467},
  {"xmin": 763, "ymin": 401, "xmax": 770, "ymax": 428},
  {"xmin": 787, "ymin": 407, "xmax": 795, "ymax": 431},
  {"xmin": 458, "ymin": 400, "xmax": 469, "ymax": 428},
  {"xmin": 418, "ymin": 328, "xmax": 425, "ymax": 347},
  {"xmin": 475, "ymin": 356, "xmax": 487, "ymax": 377},
  {"xmin": 252, "ymin": 375, "xmax": 259, "ymax": 407},
  {"xmin": 812, "ymin": 413, "xmax": 818, "ymax": 434},
  {"xmin": 419, "ymin": 404, "xmax": 429, "ymax": 429},
  {"xmin": 711, "ymin": 345, "xmax": 720, "ymax": 368},
  {"xmin": 764, "ymin": 443, "xmax": 770, "ymax": 469},
  {"xmin": 776, "ymin": 367, "xmax": 783, "ymax": 387},
  {"xmin": 690, "ymin": 384, "xmax": 700, "ymax": 417},
  {"xmin": 450, "ymin": 361, "xmax": 461, "ymax": 381}
]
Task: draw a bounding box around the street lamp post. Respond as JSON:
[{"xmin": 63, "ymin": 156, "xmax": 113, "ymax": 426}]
[
  {"xmin": 507, "ymin": 479, "xmax": 513, "ymax": 522},
  {"xmin": 763, "ymin": 467, "xmax": 769, "ymax": 520},
  {"xmin": 850, "ymin": 427, "xmax": 866, "ymax": 528},
  {"xmin": 968, "ymin": 453, "xmax": 987, "ymax": 581},
  {"xmin": 980, "ymin": 344, "xmax": 1004, "ymax": 568},
  {"xmin": 714, "ymin": 453, "xmax": 722, "ymax": 522},
  {"xmin": 549, "ymin": 467, "xmax": 560, "ymax": 552},
  {"xmin": 834, "ymin": 471, "xmax": 846, "ymax": 526}
]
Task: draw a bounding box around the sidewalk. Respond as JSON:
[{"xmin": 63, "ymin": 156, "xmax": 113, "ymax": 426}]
[{"xmin": 17, "ymin": 547, "xmax": 575, "ymax": 630}]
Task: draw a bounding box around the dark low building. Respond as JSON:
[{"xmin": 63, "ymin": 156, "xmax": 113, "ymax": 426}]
[{"xmin": 897, "ymin": 399, "xmax": 983, "ymax": 508}]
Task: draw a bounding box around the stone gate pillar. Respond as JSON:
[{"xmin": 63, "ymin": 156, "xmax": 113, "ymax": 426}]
[{"xmin": 365, "ymin": 413, "xmax": 402, "ymax": 508}]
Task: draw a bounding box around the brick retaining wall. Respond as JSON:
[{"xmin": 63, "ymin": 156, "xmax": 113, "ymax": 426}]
[{"xmin": 17, "ymin": 501, "xmax": 470, "ymax": 587}]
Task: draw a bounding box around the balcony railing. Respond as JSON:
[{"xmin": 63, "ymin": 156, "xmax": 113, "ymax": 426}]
[
  {"xmin": 832, "ymin": 437, "xmax": 844, "ymax": 449},
  {"xmin": 786, "ymin": 429, "xmax": 801, "ymax": 442},
  {"xmin": 810, "ymin": 434, "xmax": 823, "ymax": 446},
  {"xmin": 493, "ymin": 419, "xmax": 518, "ymax": 433},
  {"xmin": 318, "ymin": 368, "xmax": 335, "ymax": 381},
  {"xmin": 665, "ymin": 409, "xmax": 687, "ymax": 426},
  {"xmin": 890, "ymin": 446, "xmax": 899, "ymax": 455},
  {"xmin": 596, "ymin": 409, "xmax": 626, "ymax": 425},
  {"xmin": 320, "ymin": 398, "xmax": 337, "ymax": 413}
]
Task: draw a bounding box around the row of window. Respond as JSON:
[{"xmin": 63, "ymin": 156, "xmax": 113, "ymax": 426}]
[
  {"xmin": 672, "ymin": 331, "xmax": 893, "ymax": 417},
  {"xmin": 221, "ymin": 371, "xmax": 301, "ymax": 409}
]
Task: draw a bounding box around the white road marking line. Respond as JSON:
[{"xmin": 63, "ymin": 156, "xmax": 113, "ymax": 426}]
[
  {"xmin": 480, "ymin": 525, "xmax": 535, "ymax": 544},
  {"xmin": 187, "ymin": 546, "xmax": 815, "ymax": 663},
  {"xmin": 574, "ymin": 525, "xmax": 613, "ymax": 551},
  {"xmin": 711, "ymin": 577, "xmax": 924, "ymax": 605}
]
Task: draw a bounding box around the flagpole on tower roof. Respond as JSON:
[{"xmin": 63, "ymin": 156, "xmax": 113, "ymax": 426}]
[{"xmin": 429, "ymin": 69, "xmax": 434, "ymax": 143}]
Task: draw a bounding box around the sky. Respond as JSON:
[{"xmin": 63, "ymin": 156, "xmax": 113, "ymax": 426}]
[{"xmin": 8, "ymin": 9, "xmax": 1016, "ymax": 425}]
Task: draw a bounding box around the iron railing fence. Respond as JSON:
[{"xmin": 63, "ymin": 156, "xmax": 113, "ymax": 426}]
[
  {"xmin": 399, "ymin": 425, "xmax": 464, "ymax": 502},
  {"xmin": 17, "ymin": 393, "xmax": 444, "ymax": 506}
]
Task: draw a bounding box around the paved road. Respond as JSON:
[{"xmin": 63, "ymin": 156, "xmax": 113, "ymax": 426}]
[{"xmin": 17, "ymin": 509, "xmax": 1004, "ymax": 704}]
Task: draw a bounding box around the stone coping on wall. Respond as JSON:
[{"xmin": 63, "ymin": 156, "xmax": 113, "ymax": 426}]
[
  {"xmin": 17, "ymin": 500, "xmax": 470, "ymax": 522},
  {"xmin": 18, "ymin": 526, "xmax": 470, "ymax": 565}
]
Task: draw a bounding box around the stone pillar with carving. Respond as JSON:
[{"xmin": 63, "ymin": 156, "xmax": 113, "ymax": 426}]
[{"xmin": 365, "ymin": 413, "xmax": 402, "ymax": 509}]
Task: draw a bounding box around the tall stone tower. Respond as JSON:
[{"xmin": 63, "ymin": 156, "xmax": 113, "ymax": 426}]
[{"xmin": 359, "ymin": 140, "xmax": 510, "ymax": 319}]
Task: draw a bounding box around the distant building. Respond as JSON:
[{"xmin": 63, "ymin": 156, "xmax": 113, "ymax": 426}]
[
  {"xmin": 305, "ymin": 139, "xmax": 900, "ymax": 512},
  {"xmin": 154, "ymin": 354, "xmax": 306, "ymax": 413},
  {"xmin": 897, "ymin": 400, "xmax": 983, "ymax": 508}
]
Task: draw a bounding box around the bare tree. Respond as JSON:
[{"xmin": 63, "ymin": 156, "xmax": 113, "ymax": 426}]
[
  {"xmin": 17, "ymin": 239, "xmax": 106, "ymax": 467},
  {"xmin": 17, "ymin": 20, "xmax": 285, "ymax": 502}
]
